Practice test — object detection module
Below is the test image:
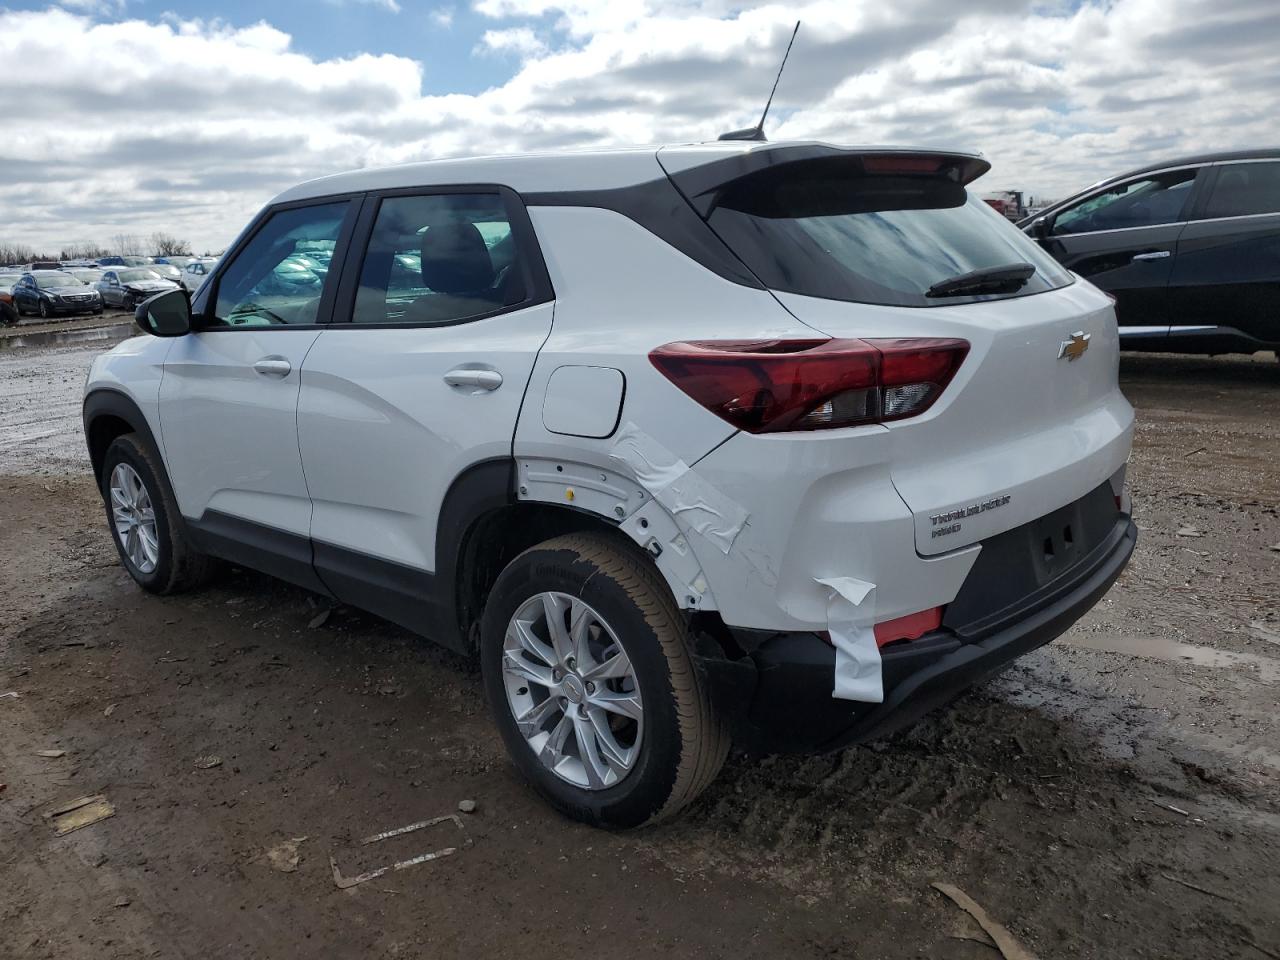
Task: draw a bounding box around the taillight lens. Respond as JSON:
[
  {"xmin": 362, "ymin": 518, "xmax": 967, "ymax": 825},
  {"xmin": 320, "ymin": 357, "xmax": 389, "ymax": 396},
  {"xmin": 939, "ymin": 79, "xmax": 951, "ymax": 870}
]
[{"xmin": 649, "ymin": 337, "xmax": 968, "ymax": 433}]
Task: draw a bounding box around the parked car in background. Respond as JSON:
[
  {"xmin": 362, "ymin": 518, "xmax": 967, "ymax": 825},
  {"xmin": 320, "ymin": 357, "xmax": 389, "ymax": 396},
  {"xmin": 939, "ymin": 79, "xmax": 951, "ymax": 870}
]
[
  {"xmin": 180, "ymin": 258, "xmax": 218, "ymax": 291},
  {"xmin": 12, "ymin": 271, "xmax": 103, "ymax": 318},
  {"xmin": 0, "ymin": 287, "xmax": 17, "ymax": 326},
  {"xmin": 30, "ymin": 260, "xmax": 62, "ymax": 270},
  {"xmin": 0, "ymin": 270, "xmax": 23, "ymax": 291},
  {"xmin": 149, "ymin": 263, "xmax": 183, "ymax": 284},
  {"xmin": 96, "ymin": 268, "xmax": 178, "ymax": 309},
  {"xmin": 155, "ymin": 256, "xmax": 193, "ymax": 269},
  {"xmin": 68, "ymin": 268, "xmax": 104, "ymax": 285},
  {"xmin": 1021, "ymin": 148, "xmax": 1280, "ymax": 356},
  {"xmin": 97, "ymin": 256, "xmax": 126, "ymax": 267},
  {"xmin": 82, "ymin": 142, "xmax": 1135, "ymax": 828}
]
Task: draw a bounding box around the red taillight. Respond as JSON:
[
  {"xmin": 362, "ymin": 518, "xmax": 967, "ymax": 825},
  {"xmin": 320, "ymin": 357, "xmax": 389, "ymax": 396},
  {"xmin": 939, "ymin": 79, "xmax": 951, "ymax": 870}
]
[
  {"xmin": 649, "ymin": 338, "xmax": 968, "ymax": 433},
  {"xmin": 873, "ymin": 607, "xmax": 943, "ymax": 648},
  {"xmin": 861, "ymin": 155, "xmax": 945, "ymax": 175}
]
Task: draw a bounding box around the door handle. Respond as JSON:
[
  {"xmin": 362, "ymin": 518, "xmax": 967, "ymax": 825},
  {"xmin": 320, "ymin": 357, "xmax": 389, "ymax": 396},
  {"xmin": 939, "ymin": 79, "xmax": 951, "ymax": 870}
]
[
  {"xmin": 253, "ymin": 358, "xmax": 292, "ymax": 378},
  {"xmin": 1131, "ymin": 250, "xmax": 1171, "ymax": 262},
  {"xmin": 443, "ymin": 368, "xmax": 503, "ymax": 391}
]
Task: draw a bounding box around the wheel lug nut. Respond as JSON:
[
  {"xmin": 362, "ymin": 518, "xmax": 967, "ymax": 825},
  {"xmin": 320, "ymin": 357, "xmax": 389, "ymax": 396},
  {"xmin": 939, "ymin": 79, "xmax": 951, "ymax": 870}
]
[
  {"xmin": 565, "ymin": 657, "xmax": 576, "ymax": 670},
  {"xmin": 585, "ymin": 681, "xmax": 595, "ymax": 694}
]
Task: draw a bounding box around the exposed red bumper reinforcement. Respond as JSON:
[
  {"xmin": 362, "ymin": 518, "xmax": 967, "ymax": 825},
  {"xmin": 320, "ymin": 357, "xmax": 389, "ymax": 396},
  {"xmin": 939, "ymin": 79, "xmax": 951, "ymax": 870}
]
[
  {"xmin": 873, "ymin": 607, "xmax": 943, "ymax": 647},
  {"xmin": 817, "ymin": 606, "xmax": 944, "ymax": 650}
]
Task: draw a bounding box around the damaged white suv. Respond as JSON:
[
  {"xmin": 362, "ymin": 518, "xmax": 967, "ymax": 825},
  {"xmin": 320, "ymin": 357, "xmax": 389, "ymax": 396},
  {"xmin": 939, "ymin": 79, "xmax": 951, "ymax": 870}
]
[{"xmin": 83, "ymin": 142, "xmax": 1136, "ymax": 827}]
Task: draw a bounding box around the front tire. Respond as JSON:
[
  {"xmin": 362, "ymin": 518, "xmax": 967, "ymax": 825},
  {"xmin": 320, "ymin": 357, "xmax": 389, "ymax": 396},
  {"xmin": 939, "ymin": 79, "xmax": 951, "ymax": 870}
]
[
  {"xmin": 100, "ymin": 433, "xmax": 217, "ymax": 594},
  {"xmin": 38, "ymin": 300, "xmax": 50, "ymax": 319},
  {"xmin": 481, "ymin": 533, "xmax": 728, "ymax": 828}
]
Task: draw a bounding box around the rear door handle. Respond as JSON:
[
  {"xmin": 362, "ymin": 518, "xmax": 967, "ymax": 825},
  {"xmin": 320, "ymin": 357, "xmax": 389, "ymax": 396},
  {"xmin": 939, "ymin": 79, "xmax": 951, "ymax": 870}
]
[
  {"xmin": 1131, "ymin": 250, "xmax": 1171, "ymax": 261},
  {"xmin": 253, "ymin": 358, "xmax": 292, "ymax": 378},
  {"xmin": 443, "ymin": 368, "xmax": 503, "ymax": 391}
]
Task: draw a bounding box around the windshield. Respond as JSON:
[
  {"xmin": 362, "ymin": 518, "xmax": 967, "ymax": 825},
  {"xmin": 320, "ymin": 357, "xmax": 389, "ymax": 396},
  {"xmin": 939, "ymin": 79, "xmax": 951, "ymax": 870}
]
[
  {"xmin": 120, "ymin": 269, "xmax": 163, "ymax": 283},
  {"xmin": 705, "ymin": 158, "xmax": 1073, "ymax": 307},
  {"xmin": 35, "ymin": 273, "xmax": 84, "ymax": 288}
]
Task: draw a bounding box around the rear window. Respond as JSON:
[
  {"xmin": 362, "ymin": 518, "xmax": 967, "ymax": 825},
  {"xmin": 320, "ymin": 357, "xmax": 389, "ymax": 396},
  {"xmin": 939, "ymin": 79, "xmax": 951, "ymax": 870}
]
[
  {"xmin": 1202, "ymin": 161, "xmax": 1280, "ymax": 218},
  {"xmin": 704, "ymin": 158, "xmax": 1073, "ymax": 307}
]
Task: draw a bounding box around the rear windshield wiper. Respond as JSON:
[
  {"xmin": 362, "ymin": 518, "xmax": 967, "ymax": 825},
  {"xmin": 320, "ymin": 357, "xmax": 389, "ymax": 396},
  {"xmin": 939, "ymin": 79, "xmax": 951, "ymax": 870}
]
[{"xmin": 925, "ymin": 262, "xmax": 1036, "ymax": 299}]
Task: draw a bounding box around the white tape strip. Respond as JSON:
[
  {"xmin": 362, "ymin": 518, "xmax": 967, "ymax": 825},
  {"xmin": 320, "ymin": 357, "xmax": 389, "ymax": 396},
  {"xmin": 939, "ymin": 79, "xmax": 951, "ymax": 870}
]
[
  {"xmin": 609, "ymin": 423, "xmax": 748, "ymax": 554},
  {"xmin": 815, "ymin": 576, "xmax": 883, "ymax": 703}
]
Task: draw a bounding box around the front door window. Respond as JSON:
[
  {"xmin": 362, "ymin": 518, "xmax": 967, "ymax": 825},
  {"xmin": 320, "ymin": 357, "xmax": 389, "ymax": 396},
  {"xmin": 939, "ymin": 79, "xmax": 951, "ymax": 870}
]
[{"xmin": 1054, "ymin": 170, "xmax": 1198, "ymax": 235}]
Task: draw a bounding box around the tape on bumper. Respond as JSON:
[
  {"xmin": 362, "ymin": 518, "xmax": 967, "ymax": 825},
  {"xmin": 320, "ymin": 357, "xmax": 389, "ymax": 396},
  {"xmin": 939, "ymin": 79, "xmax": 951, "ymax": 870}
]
[{"xmin": 815, "ymin": 576, "xmax": 883, "ymax": 703}]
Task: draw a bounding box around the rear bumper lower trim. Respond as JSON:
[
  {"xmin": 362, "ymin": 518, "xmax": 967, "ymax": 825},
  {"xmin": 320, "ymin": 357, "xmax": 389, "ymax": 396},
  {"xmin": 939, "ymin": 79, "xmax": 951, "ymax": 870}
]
[{"xmin": 707, "ymin": 514, "xmax": 1136, "ymax": 754}]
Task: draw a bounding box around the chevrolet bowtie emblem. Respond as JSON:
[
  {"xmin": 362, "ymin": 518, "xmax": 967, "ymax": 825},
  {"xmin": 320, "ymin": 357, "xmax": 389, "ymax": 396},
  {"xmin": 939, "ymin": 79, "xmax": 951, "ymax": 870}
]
[{"xmin": 1058, "ymin": 331, "xmax": 1091, "ymax": 361}]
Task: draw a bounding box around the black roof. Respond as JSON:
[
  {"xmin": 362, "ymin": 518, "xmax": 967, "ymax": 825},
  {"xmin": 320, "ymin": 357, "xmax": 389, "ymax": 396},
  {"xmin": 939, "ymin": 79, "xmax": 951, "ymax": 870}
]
[{"xmin": 1116, "ymin": 147, "xmax": 1280, "ymax": 180}]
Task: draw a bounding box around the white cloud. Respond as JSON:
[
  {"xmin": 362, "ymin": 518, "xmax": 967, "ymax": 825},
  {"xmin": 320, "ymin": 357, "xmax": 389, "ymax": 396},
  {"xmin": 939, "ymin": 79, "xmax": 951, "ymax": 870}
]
[
  {"xmin": 477, "ymin": 26, "xmax": 550, "ymax": 59},
  {"xmin": 429, "ymin": 6, "xmax": 456, "ymax": 28},
  {"xmin": 2, "ymin": 0, "xmax": 1278, "ymax": 253}
]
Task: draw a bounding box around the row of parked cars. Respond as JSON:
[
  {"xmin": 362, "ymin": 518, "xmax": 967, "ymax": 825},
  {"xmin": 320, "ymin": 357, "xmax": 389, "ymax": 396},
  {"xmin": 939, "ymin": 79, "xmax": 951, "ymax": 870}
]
[{"xmin": 0, "ymin": 255, "xmax": 220, "ymax": 324}]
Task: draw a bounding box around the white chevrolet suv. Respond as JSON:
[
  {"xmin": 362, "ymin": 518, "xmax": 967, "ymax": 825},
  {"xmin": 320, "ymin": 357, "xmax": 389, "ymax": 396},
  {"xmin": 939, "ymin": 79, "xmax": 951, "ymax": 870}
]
[{"xmin": 84, "ymin": 142, "xmax": 1136, "ymax": 828}]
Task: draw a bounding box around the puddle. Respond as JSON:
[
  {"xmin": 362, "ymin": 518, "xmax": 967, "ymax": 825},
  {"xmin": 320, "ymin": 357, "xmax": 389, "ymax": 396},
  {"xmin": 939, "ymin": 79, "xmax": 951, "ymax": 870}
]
[
  {"xmin": 1064, "ymin": 632, "xmax": 1280, "ymax": 683},
  {"xmin": 0, "ymin": 322, "xmax": 136, "ymax": 350}
]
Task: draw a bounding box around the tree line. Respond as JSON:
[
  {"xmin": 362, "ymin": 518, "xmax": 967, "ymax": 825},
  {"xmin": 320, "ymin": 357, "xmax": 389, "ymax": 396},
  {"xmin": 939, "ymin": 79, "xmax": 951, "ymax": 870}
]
[{"xmin": 0, "ymin": 232, "xmax": 200, "ymax": 265}]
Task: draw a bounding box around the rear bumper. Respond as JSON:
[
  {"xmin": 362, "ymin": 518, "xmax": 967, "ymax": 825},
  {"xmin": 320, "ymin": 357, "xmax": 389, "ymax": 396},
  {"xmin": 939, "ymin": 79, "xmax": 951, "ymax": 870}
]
[{"xmin": 703, "ymin": 512, "xmax": 1136, "ymax": 754}]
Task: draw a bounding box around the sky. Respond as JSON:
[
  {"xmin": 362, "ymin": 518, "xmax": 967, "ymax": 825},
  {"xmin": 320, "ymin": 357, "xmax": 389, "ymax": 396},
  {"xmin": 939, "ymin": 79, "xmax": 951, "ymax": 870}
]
[{"xmin": 1, "ymin": 0, "xmax": 1278, "ymax": 254}]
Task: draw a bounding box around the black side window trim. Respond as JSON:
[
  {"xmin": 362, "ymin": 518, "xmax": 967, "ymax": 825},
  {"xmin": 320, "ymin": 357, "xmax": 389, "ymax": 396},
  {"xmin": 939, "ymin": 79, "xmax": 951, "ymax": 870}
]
[
  {"xmin": 523, "ymin": 177, "xmax": 765, "ymax": 290},
  {"xmin": 326, "ymin": 183, "xmax": 555, "ymax": 329},
  {"xmin": 192, "ymin": 193, "xmax": 364, "ymax": 331}
]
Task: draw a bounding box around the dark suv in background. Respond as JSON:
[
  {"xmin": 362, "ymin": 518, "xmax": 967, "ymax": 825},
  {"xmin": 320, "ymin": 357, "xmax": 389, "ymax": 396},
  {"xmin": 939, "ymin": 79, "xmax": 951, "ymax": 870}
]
[{"xmin": 1021, "ymin": 149, "xmax": 1280, "ymax": 357}]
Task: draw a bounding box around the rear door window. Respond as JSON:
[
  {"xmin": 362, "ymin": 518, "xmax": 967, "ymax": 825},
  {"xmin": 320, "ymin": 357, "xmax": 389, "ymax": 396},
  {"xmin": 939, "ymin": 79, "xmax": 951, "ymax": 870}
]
[
  {"xmin": 349, "ymin": 193, "xmax": 526, "ymax": 326},
  {"xmin": 704, "ymin": 157, "xmax": 1072, "ymax": 307},
  {"xmin": 1202, "ymin": 161, "xmax": 1280, "ymax": 218}
]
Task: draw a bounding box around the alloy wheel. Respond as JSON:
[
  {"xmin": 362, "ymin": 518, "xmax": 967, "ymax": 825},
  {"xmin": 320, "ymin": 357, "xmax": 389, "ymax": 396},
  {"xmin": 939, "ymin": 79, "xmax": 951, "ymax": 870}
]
[
  {"xmin": 502, "ymin": 592, "xmax": 643, "ymax": 790},
  {"xmin": 109, "ymin": 462, "xmax": 160, "ymax": 574}
]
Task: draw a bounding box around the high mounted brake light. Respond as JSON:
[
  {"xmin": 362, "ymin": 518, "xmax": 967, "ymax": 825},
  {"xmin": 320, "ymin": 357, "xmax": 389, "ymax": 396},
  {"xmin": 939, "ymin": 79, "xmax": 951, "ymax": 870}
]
[
  {"xmin": 648, "ymin": 338, "xmax": 969, "ymax": 433},
  {"xmin": 861, "ymin": 155, "xmax": 946, "ymax": 175}
]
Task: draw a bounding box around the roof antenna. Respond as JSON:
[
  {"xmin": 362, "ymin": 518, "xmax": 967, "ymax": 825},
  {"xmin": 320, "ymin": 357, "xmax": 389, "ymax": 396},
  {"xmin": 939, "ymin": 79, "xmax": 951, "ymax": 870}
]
[{"xmin": 718, "ymin": 20, "xmax": 801, "ymax": 142}]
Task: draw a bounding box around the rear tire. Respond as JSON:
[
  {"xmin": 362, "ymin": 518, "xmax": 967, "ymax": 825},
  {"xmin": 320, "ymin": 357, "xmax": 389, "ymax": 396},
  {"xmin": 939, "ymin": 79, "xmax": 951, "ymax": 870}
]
[
  {"xmin": 481, "ymin": 533, "xmax": 728, "ymax": 828},
  {"xmin": 100, "ymin": 433, "xmax": 218, "ymax": 594},
  {"xmin": 38, "ymin": 300, "xmax": 50, "ymax": 319}
]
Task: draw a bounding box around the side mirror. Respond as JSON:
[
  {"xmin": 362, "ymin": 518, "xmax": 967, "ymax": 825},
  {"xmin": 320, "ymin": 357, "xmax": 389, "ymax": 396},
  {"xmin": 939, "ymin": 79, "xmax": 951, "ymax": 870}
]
[
  {"xmin": 136, "ymin": 288, "xmax": 191, "ymax": 337},
  {"xmin": 1029, "ymin": 216, "xmax": 1052, "ymax": 239}
]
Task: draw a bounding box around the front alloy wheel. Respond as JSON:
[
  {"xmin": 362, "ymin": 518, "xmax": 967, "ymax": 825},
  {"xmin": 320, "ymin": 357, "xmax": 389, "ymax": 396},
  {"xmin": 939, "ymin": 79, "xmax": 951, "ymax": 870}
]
[
  {"xmin": 109, "ymin": 462, "xmax": 160, "ymax": 574},
  {"xmin": 503, "ymin": 592, "xmax": 643, "ymax": 790},
  {"xmin": 99, "ymin": 432, "xmax": 218, "ymax": 594}
]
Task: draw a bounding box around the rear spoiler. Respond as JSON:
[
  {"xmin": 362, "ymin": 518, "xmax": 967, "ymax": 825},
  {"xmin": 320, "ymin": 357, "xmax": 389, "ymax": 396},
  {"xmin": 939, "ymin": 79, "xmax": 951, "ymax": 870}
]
[{"xmin": 660, "ymin": 146, "xmax": 991, "ymax": 218}]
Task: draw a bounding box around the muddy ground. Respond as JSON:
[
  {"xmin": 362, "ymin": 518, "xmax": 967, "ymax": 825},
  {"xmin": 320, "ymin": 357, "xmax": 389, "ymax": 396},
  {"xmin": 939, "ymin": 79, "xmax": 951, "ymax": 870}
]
[{"xmin": 1, "ymin": 337, "xmax": 1277, "ymax": 959}]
